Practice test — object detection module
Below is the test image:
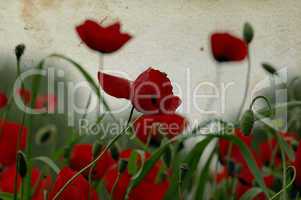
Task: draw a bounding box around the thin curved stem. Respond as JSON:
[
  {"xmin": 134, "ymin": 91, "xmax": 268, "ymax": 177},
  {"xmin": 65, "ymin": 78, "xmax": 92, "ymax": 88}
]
[
  {"xmin": 249, "ymin": 96, "xmax": 273, "ymax": 117},
  {"xmin": 110, "ymin": 172, "xmax": 121, "ymax": 200},
  {"xmin": 53, "ymin": 106, "xmax": 136, "ymax": 200},
  {"xmin": 236, "ymin": 46, "xmax": 251, "ymax": 121},
  {"xmin": 270, "ymin": 166, "xmax": 296, "ymax": 200}
]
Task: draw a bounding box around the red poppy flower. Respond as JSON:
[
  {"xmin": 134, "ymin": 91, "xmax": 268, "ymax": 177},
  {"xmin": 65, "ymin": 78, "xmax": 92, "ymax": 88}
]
[
  {"xmin": 294, "ymin": 141, "xmax": 301, "ymax": 187},
  {"xmin": 133, "ymin": 113, "xmax": 187, "ymax": 143},
  {"xmin": 35, "ymin": 94, "xmax": 57, "ymax": 112},
  {"xmin": 0, "ymin": 91, "xmax": 8, "ymax": 108},
  {"xmin": 70, "ymin": 144, "xmax": 115, "ymax": 179},
  {"xmin": 103, "ymin": 149, "xmax": 169, "ymax": 200},
  {"xmin": 0, "ymin": 164, "xmax": 50, "ymax": 200},
  {"xmin": 219, "ymin": 129, "xmax": 254, "ymax": 165},
  {"xmin": 211, "ymin": 33, "xmax": 248, "ymax": 62},
  {"xmin": 218, "ymin": 129, "xmax": 264, "ymax": 183},
  {"xmin": 98, "ymin": 67, "xmax": 181, "ymax": 114},
  {"xmin": 215, "ymin": 167, "xmax": 228, "ymax": 184},
  {"xmin": 0, "ymin": 120, "xmax": 27, "ymax": 166},
  {"xmin": 76, "ymin": 20, "xmax": 132, "ymax": 53},
  {"xmin": 48, "ymin": 167, "xmax": 99, "ymax": 200},
  {"xmin": 17, "ymin": 88, "xmax": 31, "ymax": 105},
  {"xmin": 236, "ymin": 175, "xmax": 273, "ymax": 200}
]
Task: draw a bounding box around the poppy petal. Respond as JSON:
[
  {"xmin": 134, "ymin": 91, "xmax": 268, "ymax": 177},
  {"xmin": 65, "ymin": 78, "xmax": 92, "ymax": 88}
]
[{"xmin": 98, "ymin": 72, "xmax": 132, "ymax": 99}]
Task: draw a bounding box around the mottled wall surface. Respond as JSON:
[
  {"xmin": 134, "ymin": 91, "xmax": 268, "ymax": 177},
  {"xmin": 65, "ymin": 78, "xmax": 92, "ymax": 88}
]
[{"xmin": 1, "ymin": 0, "xmax": 301, "ymax": 122}]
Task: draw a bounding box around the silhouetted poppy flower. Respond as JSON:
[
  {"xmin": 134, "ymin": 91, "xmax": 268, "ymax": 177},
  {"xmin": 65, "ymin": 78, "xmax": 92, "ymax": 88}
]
[
  {"xmin": 0, "ymin": 120, "xmax": 27, "ymax": 166},
  {"xmin": 0, "ymin": 91, "xmax": 8, "ymax": 108},
  {"xmin": 35, "ymin": 94, "xmax": 57, "ymax": 112},
  {"xmin": 133, "ymin": 113, "xmax": 187, "ymax": 144},
  {"xmin": 70, "ymin": 144, "xmax": 115, "ymax": 179},
  {"xmin": 17, "ymin": 88, "xmax": 31, "ymax": 105},
  {"xmin": 0, "ymin": 164, "xmax": 50, "ymax": 200},
  {"xmin": 211, "ymin": 33, "xmax": 248, "ymax": 62},
  {"xmin": 104, "ymin": 149, "xmax": 169, "ymax": 200},
  {"xmin": 294, "ymin": 141, "xmax": 301, "ymax": 188},
  {"xmin": 98, "ymin": 67, "xmax": 181, "ymax": 114},
  {"xmin": 76, "ymin": 20, "xmax": 132, "ymax": 53},
  {"xmin": 48, "ymin": 167, "xmax": 99, "ymax": 200}
]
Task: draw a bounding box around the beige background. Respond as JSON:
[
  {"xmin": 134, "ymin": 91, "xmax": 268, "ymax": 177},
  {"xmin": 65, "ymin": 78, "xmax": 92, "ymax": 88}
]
[{"xmin": 1, "ymin": 0, "xmax": 301, "ymax": 123}]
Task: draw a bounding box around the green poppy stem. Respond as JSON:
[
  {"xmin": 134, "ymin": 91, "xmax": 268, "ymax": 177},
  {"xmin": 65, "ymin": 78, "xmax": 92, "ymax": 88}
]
[{"xmin": 237, "ymin": 46, "xmax": 251, "ymax": 121}]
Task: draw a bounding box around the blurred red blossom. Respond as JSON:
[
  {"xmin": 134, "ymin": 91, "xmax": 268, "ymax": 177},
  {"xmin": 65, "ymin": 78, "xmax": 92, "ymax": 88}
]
[
  {"xmin": 69, "ymin": 144, "xmax": 115, "ymax": 179},
  {"xmin": 104, "ymin": 149, "xmax": 169, "ymax": 200},
  {"xmin": 211, "ymin": 33, "xmax": 248, "ymax": 62},
  {"xmin": 0, "ymin": 120, "xmax": 27, "ymax": 166},
  {"xmin": 76, "ymin": 20, "xmax": 132, "ymax": 53},
  {"xmin": 98, "ymin": 67, "xmax": 181, "ymax": 114},
  {"xmin": 17, "ymin": 88, "xmax": 31, "ymax": 105},
  {"xmin": 0, "ymin": 91, "xmax": 8, "ymax": 108},
  {"xmin": 35, "ymin": 94, "xmax": 57, "ymax": 112},
  {"xmin": 48, "ymin": 167, "xmax": 99, "ymax": 200},
  {"xmin": 0, "ymin": 165, "xmax": 51, "ymax": 200},
  {"xmin": 133, "ymin": 113, "xmax": 187, "ymax": 144}
]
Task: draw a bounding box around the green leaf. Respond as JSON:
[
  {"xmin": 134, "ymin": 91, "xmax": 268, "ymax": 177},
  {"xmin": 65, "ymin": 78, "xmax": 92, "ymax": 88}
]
[
  {"xmin": 240, "ymin": 187, "xmax": 263, "ymax": 200},
  {"xmin": 128, "ymin": 150, "xmax": 139, "ymax": 175},
  {"xmin": 183, "ymin": 135, "xmax": 215, "ymax": 191},
  {"xmin": 32, "ymin": 156, "xmax": 60, "ymax": 174},
  {"xmin": 219, "ymin": 135, "xmax": 269, "ymax": 198},
  {"xmin": 194, "ymin": 148, "xmax": 215, "ymax": 200},
  {"xmin": 274, "ymin": 131, "xmax": 295, "ymax": 161},
  {"xmin": 125, "ymin": 139, "xmax": 172, "ymax": 199},
  {"xmin": 0, "ymin": 192, "xmax": 14, "ymax": 200}
]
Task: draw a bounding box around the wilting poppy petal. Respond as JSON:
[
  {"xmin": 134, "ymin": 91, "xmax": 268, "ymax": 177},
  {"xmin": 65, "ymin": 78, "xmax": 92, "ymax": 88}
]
[
  {"xmin": 211, "ymin": 33, "xmax": 248, "ymax": 62},
  {"xmin": 70, "ymin": 144, "xmax": 115, "ymax": 179},
  {"xmin": 0, "ymin": 120, "xmax": 27, "ymax": 166},
  {"xmin": 48, "ymin": 167, "xmax": 99, "ymax": 200},
  {"xmin": 98, "ymin": 72, "xmax": 132, "ymax": 99},
  {"xmin": 0, "ymin": 91, "xmax": 8, "ymax": 108},
  {"xmin": 133, "ymin": 113, "xmax": 187, "ymax": 144},
  {"xmin": 104, "ymin": 149, "xmax": 169, "ymax": 200},
  {"xmin": 76, "ymin": 20, "xmax": 132, "ymax": 53}
]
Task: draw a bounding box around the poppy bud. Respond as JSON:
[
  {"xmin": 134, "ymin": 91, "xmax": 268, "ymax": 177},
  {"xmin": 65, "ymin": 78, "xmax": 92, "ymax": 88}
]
[
  {"xmin": 17, "ymin": 151, "xmax": 27, "ymax": 178},
  {"xmin": 15, "ymin": 44, "xmax": 26, "ymax": 61},
  {"xmin": 35, "ymin": 125, "xmax": 56, "ymax": 145},
  {"xmin": 243, "ymin": 22, "xmax": 254, "ymax": 44},
  {"xmin": 179, "ymin": 163, "xmax": 189, "ymax": 178},
  {"xmin": 110, "ymin": 145, "xmax": 119, "ymax": 161},
  {"xmin": 262, "ymin": 63, "xmax": 278, "ymax": 76},
  {"xmin": 240, "ymin": 109, "xmax": 255, "ymax": 135},
  {"xmin": 118, "ymin": 159, "xmax": 128, "ymax": 173},
  {"xmin": 92, "ymin": 142, "xmax": 103, "ymax": 158}
]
